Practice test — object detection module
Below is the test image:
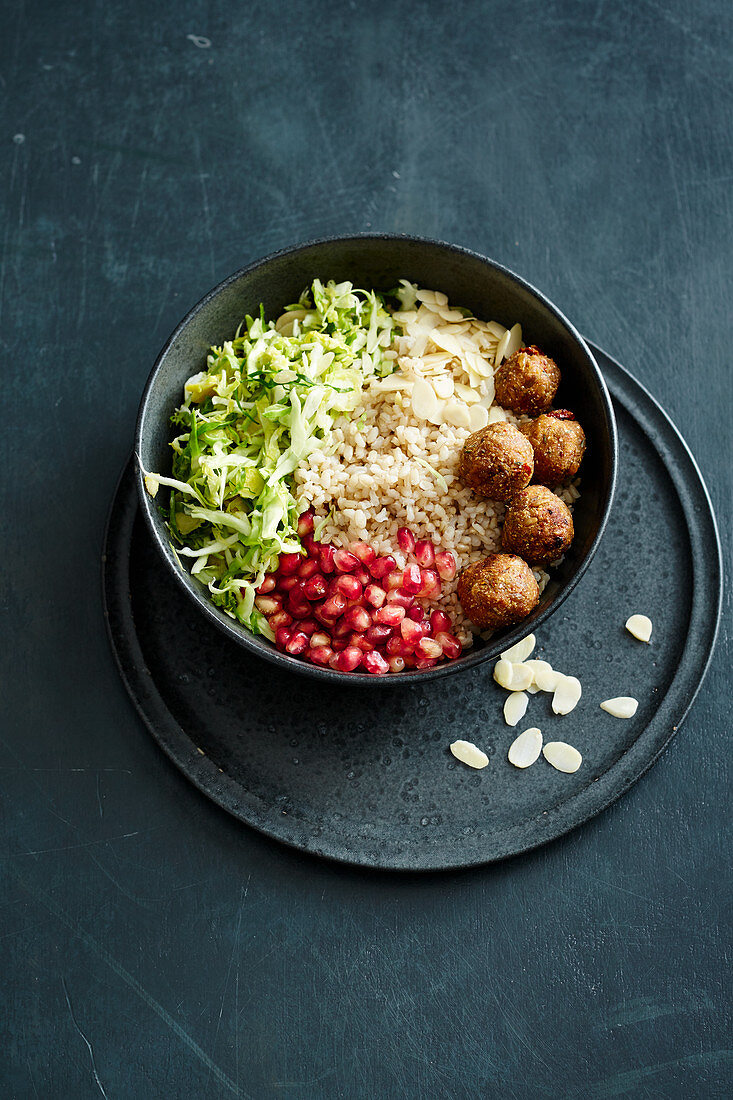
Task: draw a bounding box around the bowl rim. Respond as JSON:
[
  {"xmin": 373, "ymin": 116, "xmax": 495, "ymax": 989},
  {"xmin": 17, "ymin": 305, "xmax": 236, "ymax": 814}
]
[{"xmin": 134, "ymin": 232, "xmax": 618, "ymax": 684}]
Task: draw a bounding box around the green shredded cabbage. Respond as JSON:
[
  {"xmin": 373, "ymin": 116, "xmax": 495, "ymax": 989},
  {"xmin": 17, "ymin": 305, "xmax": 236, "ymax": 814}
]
[{"xmin": 150, "ymin": 280, "xmax": 404, "ymax": 633}]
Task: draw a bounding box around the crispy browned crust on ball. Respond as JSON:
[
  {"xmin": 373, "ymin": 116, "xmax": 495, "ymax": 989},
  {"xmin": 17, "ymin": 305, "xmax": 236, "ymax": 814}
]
[
  {"xmin": 457, "ymin": 422, "xmax": 534, "ymax": 501},
  {"xmin": 501, "ymin": 485, "xmax": 574, "ymax": 565},
  {"xmin": 520, "ymin": 414, "xmax": 586, "ymax": 486},
  {"xmin": 494, "ymin": 346, "xmax": 561, "ymax": 416},
  {"xmin": 457, "ymin": 553, "xmax": 540, "ymax": 631}
]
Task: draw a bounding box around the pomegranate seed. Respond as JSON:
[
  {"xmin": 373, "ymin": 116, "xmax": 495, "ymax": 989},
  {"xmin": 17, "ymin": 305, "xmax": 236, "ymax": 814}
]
[
  {"xmin": 349, "ymin": 541, "xmax": 376, "ymax": 565},
  {"xmin": 386, "ymin": 636, "xmax": 402, "ymax": 656},
  {"xmin": 268, "ymin": 609, "xmax": 293, "ymax": 631},
  {"xmin": 400, "ymin": 618, "xmax": 424, "ymax": 645},
  {"xmin": 369, "ymin": 555, "xmax": 396, "ymax": 579},
  {"xmin": 402, "ymin": 564, "xmax": 423, "ymax": 594},
  {"xmin": 344, "ymin": 605, "xmax": 371, "ymax": 632},
  {"xmin": 288, "ymin": 600, "xmax": 312, "ymax": 621},
  {"xmin": 385, "ymin": 570, "xmax": 404, "ymax": 591},
  {"xmin": 397, "ymin": 527, "xmax": 416, "ymax": 554},
  {"xmin": 278, "ymin": 552, "xmax": 301, "ymax": 575},
  {"xmin": 308, "ymin": 645, "xmax": 333, "ymax": 666},
  {"xmin": 314, "ymin": 606, "xmax": 338, "ymax": 628},
  {"xmin": 362, "ymin": 650, "xmax": 389, "ymax": 675},
  {"xmin": 335, "ymin": 575, "xmax": 362, "ymax": 599},
  {"xmin": 366, "ymin": 624, "xmax": 393, "ymax": 645},
  {"xmin": 275, "ymin": 627, "xmax": 292, "ymax": 650},
  {"xmin": 277, "ymin": 574, "xmax": 301, "ymax": 593},
  {"xmin": 303, "ymin": 575, "xmax": 328, "ymax": 601},
  {"xmin": 255, "ymin": 594, "xmax": 282, "ymax": 615},
  {"xmin": 375, "ymin": 604, "xmax": 406, "ymax": 627},
  {"xmin": 310, "ymin": 631, "xmax": 331, "ymax": 647},
  {"xmin": 350, "ymin": 633, "xmax": 374, "ymax": 652},
  {"xmin": 333, "ymin": 617, "xmax": 353, "ymax": 638},
  {"xmin": 319, "ymin": 545, "xmax": 336, "ymax": 574},
  {"xmin": 298, "ymin": 619, "xmax": 317, "ymax": 637},
  {"xmin": 388, "ymin": 655, "xmax": 406, "ymax": 672},
  {"xmin": 303, "ymin": 534, "xmax": 320, "ymax": 557},
  {"xmin": 414, "ymin": 539, "xmax": 435, "ymax": 568},
  {"xmin": 331, "ymin": 638, "xmax": 349, "ymax": 652},
  {"xmin": 256, "ymin": 573, "xmax": 277, "ymax": 594},
  {"xmin": 417, "ymin": 569, "xmax": 441, "ymax": 598},
  {"xmin": 417, "ymin": 637, "xmax": 443, "ymax": 659},
  {"xmin": 415, "ymin": 657, "xmax": 438, "ymax": 669},
  {"xmin": 364, "ymin": 583, "xmax": 386, "ymax": 609},
  {"xmin": 386, "ymin": 589, "xmax": 413, "ymax": 608},
  {"xmin": 335, "ymin": 646, "xmax": 362, "ymax": 672},
  {"xmin": 334, "ymin": 548, "xmax": 359, "ymax": 573},
  {"xmin": 430, "ymin": 609, "xmax": 452, "ymax": 634},
  {"xmin": 435, "ymin": 631, "xmax": 462, "ymax": 659},
  {"xmin": 354, "ymin": 566, "xmax": 371, "ymax": 586},
  {"xmin": 398, "ymin": 638, "xmax": 416, "ymax": 657},
  {"xmin": 297, "ymin": 557, "xmax": 320, "ymax": 580},
  {"xmin": 297, "ymin": 508, "xmax": 314, "ymax": 536},
  {"xmin": 322, "ymin": 593, "xmax": 347, "ymax": 618},
  {"xmin": 328, "ymin": 652, "xmax": 341, "ymax": 668},
  {"xmin": 434, "ymin": 551, "xmax": 457, "ymax": 581},
  {"xmin": 407, "ymin": 604, "xmax": 425, "ymax": 622}
]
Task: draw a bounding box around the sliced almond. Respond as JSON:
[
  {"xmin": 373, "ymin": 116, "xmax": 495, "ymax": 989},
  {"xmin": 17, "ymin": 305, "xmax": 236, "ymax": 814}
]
[
  {"xmin": 487, "ymin": 405, "xmax": 507, "ymax": 424},
  {"xmin": 453, "ymin": 382, "xmax": 481, "ymax": 405},
  {"xmin": 552, "ymin": 675, "xmax": 582, "ymax": 715},
  {"xmin": 468, "ymin": 404, "xmax": 489, "ymax": 431},
  {"xmin": 508, "ymin": 727, "xmax": 543, "ymax": 768},
  {"xmin": 493, "ymin": 658, "xmax": 516, "ymax": 690},
  {"xmin": 430, "ymin": 329, "xmax": 464, "ymax": 357},
  {"xmin": 543, "ymin": 741, "xmax": 582, "ymax": 773},
  {"xmin": 450, "ymin": 740, "xmax": 489, "ymax": 769},
  {"xmin": 533, "ymin": 664, "xmax": 562, "ymax": 693},
  {"xmin": 411, "ymin": 379, "xmax": 439, "ymax": 421},
  {"xmin": 625, "ymin": 614, "xmax": 652, "ymax": 643},
  {"xmin": 495, "ymin": 330, "xmax": 510, "ymax": 365},
  {"xmin": 501, "ymin": 634, "xmax": 536, "ymax": 663},
  {"xmin": 503, "ymin": 691, "xmax": 529, "ymax": 727},
  {"xmin": 600, "ymin": 697, "xmax": 639, "ymax": 719},
  {"xmin": 432, "ymin": 375, "xmax": 455, "ymax": 400},
  {"xmin": 443, "ymin": 401, "xmax": 471, "ymax": 429},
  {"xmin": 144, "ymin": 473, "xmax": 159, "ymax": 498},
  {"xmin": 504, "ymin": 323, "xmax": 523, "ymax": 360}
]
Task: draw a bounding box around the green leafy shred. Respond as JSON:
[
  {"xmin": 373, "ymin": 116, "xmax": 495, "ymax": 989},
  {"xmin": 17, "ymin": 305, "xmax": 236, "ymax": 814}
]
[{"xmin": 152, "ymin": 280, "xmax": 403, "ymax": 633}]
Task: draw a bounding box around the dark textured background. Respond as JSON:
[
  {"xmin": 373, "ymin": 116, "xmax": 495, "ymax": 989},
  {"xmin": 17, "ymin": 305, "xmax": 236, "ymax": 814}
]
[{"xmin": 2, "ymin": 2, "xmax": 731, "ymax": 1097}]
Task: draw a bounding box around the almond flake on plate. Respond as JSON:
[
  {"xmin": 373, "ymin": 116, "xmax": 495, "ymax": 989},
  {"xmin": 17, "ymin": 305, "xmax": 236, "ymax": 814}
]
[
  {"xmin": 552, "ymin": 675, "xmax": 582, "ymax": 715},
  {"xmin": 543, "ymin": 741, "xmax": 582, "ymax": 773},
  {"xmin": 625, "ymin": 614, "xmax": 652, "ymax": 643},
  {"xmin": 450, "ymin": 740, "xmax": 489, "ymax": 769},
  {"xmin": 522, "ymin": 659, "xmax": 554, "ymax": 694},
  {"xmin": 503, "ymin": 691, "xmax": 529, "ymax": 727},
  {"xmin": 508, "ymin": 727, "xmax": 543, "ymax": 768},
  {"xmin": 600, "ymin": 696, "xmax": 639, "ymax": 718},
  {"xmin": 501, "ymin": 634, "xmax": 536, "ymax": 664},
  {"xmin": 493, "ymin": 659, "xmax": 534, "ymax": 692}
]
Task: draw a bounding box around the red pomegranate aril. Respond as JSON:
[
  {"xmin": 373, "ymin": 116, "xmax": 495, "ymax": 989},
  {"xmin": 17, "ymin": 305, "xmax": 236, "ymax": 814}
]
[
  {"xmin": 386, "ymin": 636, "xmax": 402, "ymax": 656},
  {"xmin": 435, "ymin": 550, "xmax": 457, "ymax": 581},
  {"xmin": 397, "ymin": 526, "xmax": 416, "ymax": 554},
  {"xmin": 407, "ymin": 604, "xmax": 425, "ymax": 622},
  {"xmin": 369, "ymin": 555, "xmax": 396, "ymax": 579},
  {"xmin": 298, "ymin": 619, "xmax": 317, "ymax": 637},
  {"xmin": 402, "ymin": 564, "xmax": 423, "ymax": 594},
  {"xmin": 417, "ymin": 569, "xmax": 441, "ymax": 598},
  {"xmin": 322, "ymin": 593, "xmax": 347, "ymax": 618},
  {"xmin": 414, "ymin": 539, "xmax": 435, "ymax": 568},
  {"xmin": 430, "ymin": 609, "xmax": 452, "ymax": 635},
  {"xmin": 277, "ymin": 574, "xmax": 301, "ymax": 593},
  {"xmin": 386, "ymin": 589, "xmax": 413, "ymax": 608},
  {"xmin": 435, "ymin": 631, "xmax": 462, "ymax": 659},
  {"xmin": 328, "ymin": 652, "xmax": 341, "ymax": 668},
  {"xmin": 297, "ymin": 557, "xmax": 320, "ymax": 580},
  {"xmin": 388, "ymin": 655, "xmax": 406, "ymax": 672},
  {"xmin": 350, "ymin": 633, "xmax": 374, "ymax": 652},
  {"xmin": 398, "ymin": 638, "xmax": 416, "ymax": 658},
  {"xmin": 275, "ymin": 627, "xmax": 292, "ymax": 650},
  {"xmin": 385, "ymin": 570, "xmax": 404, "ymax": 591},
  {"xmin": 416, "ymin": 637, "xmax": 443, "ymax": 660},
  {"xmin": 310, "ymin": 631, "xmax": 331, "ymax": 647},
  {"xmin": 288, "ymin": 600, "xmax": 312, "ymax": 621},
  {"xmin": 278, "ymin": 552, "xmax": 301, "ymax": 576},
  {"xmin": 285, "ymin": 632, "xmax": 309, "ymax": 655},
  {"xmin": 308, "ymin": 645, "xmax": 333, "ymax": 666},
  {"xmin": 319, "ymin": 545, "xmax": 336, "ymax": 574},
  {"xmin": 332, "ymin": 617, "xmax": 353, "ymax": 638},
  {"xmin": 335, "ymin": 574, "xmax": 362, "ymax": 599},
  {"xmin": 349, "ymin": 541, "xmax": 376, "ymax": 566},
  {"xmin": 354, "ymin": 565, "xmax": 371, "ymax": 586},
  {"xmin": 256, "ymin": 573, "xmax": 277, "ymax": 594},
  {"xmin": 400, "ymin": 618, "xmax": 424, "ymax": 645},
  {"xmin": 375, "ymin": 604, "xmax": 406, "ymax": 627},
  {"xmin": 364, "ymin": 583, "xmax": 386, "ymax": 609},
  {"xmin": 366, "ymin": 624, "xmax": 393, "ymax": 645},
  {"xmin": 415, "ymin": 657, "xmax": 438, "ymax": 669},
  {"xmin": 303, "ymin": 574, "xmax": 328, "ymax": 601},
  {"xmin": 303, "ymin": 534, "xmax": 320, "ymax": 557},
  {"xmin": 268, "ymin": 609, "xmax": 293, "ymax": 631},
  {"xmin": 362, "ymin": 650, "xmax": 389, "ymax": 675},
  {"xmin": 297, "ymin": 508, "xmax": 315, "ymax": 536},
  {"xmin": 255, "ymin": 594, "xmax": 282, "ymax": 615},
  {"xmin": 314, "ymin": 606, "xmax": 338, "ymax": 628},
  {"xmin": 335, "ymin": 646, "xmax": 362, "ymax": 672},
  {"xmin": 344, "ymin": 605, "xmax": 371, "ymax": 632},
  {"xmin": 333, "ymin": 548, "xmax": 359, "ymax": 573}
]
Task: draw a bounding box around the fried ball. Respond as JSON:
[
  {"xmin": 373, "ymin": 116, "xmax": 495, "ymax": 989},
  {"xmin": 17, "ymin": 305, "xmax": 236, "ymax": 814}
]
[
  {"xmin": 458, "ymin": 422, "xmax": 534, "ymax": 501},
  {"xmin": 521, "ymin": 411, "xmax": 586, "ymax": 486},
  {"xmin": 494, "ymin": 345, "xmax": 560, "ymax": 416},
  {"xmin": 457, "ymin": 553, "xmax": 540, "ymax": 631},
  {"xmin": 502, "ymin": 485, "xmax": 574, "ymax": 565}
]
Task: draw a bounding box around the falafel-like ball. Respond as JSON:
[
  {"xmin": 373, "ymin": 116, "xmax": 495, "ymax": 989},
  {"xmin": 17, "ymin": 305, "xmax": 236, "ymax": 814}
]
[
  {"xmin": 457, "ymin": 553, "xmax": 540, "ymax": 631},
  {"xmin": 494, "ymin": 345, "xmax": 560, "ymax": 416},
  {"xmin": 458, "ymin": 422, "xmax": 534, "ymax": 501},
  {"xmin": 502, "ymin": 485, "xmax": 574, "ymax": 565},
  {"xmin": 521, "ymin": 411, "xmax": 586, "ymax": 486}
]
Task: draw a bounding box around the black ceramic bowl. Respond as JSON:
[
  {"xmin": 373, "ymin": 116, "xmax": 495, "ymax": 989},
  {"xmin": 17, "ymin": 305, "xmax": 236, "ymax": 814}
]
[{"xmin": 135, "ymin": 234, "xmax": 617, "ymax": 684}]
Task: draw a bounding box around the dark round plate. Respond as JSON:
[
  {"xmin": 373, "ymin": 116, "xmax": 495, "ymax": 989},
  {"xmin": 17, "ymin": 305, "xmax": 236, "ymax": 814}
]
[{"xmin": 103, "ymin": 347, "xmax": 722, "ymax": 870}]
